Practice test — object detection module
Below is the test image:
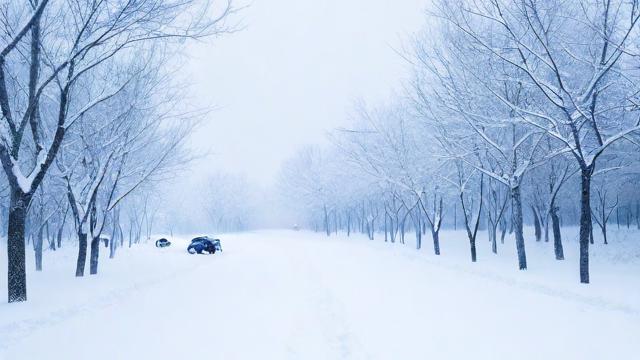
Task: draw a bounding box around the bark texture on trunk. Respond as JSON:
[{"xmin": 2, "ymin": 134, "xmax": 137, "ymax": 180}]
[
  {"xmin": 7, "ymin": 192, "xmax": 29, "ymax": 302},
  {"xmin": 76, "ymin": 232, "xmax": 88, "ymax": 277},
  {"xmin": 512, "ymin": 186, "xmax": 527, "ymax": 270},
  {"xmin": 532, "ymin": 206, "xmax": 541, "ymax": 242},
  {"xmin": 490, "ymin": 226, "xmax": 497, "ymax": 254},
  {"xmin": 57, "ymin": 225, "xmax": 63, "ymax": 248},
  {"xmin": 431, "ymin": 230, "xmax": 440, "ymax": 255},
  {"xmin": 579, "ymin": 170, "xmax": 592, "ymax": 284},
  {"xmin": 500, "ymin": 217, "xmax": 507, "ymax": 244},
  {"xmin": 34, "ymin": 225, "xmax": 43, "ymax": 272},
  {"xmin": 544, "ymin": 218, "xmax": 549, "ymax": 243},
  {"xmin": 470, "ymin": 237, "xmax": 477, "ymax": 262},
  {"xmin": 90, "ymin": 236, "xmax": 100, "ymax": 275},
  {"xmin": 414, "ymin": 215, "xmax": 421, "ymax": 250},
  {"xmin": 323, "ymin": 205, "xmax": 330, "ymax": 237},
  {"xmin": 550, "ymin": 206, "xmax": 564, "ymax": 260}
]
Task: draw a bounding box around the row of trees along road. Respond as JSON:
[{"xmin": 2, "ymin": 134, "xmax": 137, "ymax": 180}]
[
  {"xmin": 279, "ymin": 0, "xmax": 640, "ymax": 284},
  {"xmin": 0, "ymin": 0, "xmax": 236, "ymax": 303}
]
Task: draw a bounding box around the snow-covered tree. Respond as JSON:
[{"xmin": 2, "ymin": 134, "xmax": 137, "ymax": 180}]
[{"xmin": 0, "ymin": 0, "xmax": 235, "ymax": 302}]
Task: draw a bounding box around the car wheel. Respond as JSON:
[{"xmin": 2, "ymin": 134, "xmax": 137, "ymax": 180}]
[{"xmin": 188, "ymin": 246, "xmax": 196, "ymax": 254}]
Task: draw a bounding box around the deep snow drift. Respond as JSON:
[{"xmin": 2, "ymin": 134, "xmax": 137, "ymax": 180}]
[{"xmin": 0, "ymin": 229, "xmax": 638, "ymax": 359}]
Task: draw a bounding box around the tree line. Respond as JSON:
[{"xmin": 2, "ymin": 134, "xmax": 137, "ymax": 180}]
[
  {"xmin": 0, "ymin": 0, "xmax": 236, "ymax": 303},
  {"xmin": 279, "ymin": 0, "xmax": 640, "ymax": 284}
]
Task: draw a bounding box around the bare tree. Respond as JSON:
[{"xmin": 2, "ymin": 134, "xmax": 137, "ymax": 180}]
[{"xmin": 591, "ymin": 182, "xmax": 619, "ymax": 246}]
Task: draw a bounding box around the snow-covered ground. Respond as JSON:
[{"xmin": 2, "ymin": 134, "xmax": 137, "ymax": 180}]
[{"xmin": 1, "ymin": 228, "xmax": 638, "ymax": 359}]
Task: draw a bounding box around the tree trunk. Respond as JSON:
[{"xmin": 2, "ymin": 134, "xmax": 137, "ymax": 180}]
[
  {"xmin": 323, "ymin": 205, "xmax": 330, "ymax": 237},
  {"xmin": 579, "ymin": 169, "xmax": 592, "ymax": 284},
  {"xmin": 119, "ymin": 223, "xmax": 124, "ymax": 247},
  {"xmin": 550, "ymin": 206, "xmax": 564, "ymax": 260},
  {"xmin": 110, "ymin": 213, "xmax": 118, "ymax": 259},
  {"xmin": 34, "ymin": 224, "xmax": 44, "ymax": 272},
  {"xmin": 453, "ymin": 204, "xmax": 457, "ymax": 230},
  {"xmin": 371, "ymin": 218, "xmax": 375, "ymax": 240},
  {"xmin": 57, "ymin": 223, "xmax": 64, "ymax": 248},
  {"xmin": 626, "ymin": 209, "xmax": 630, "ymax": 229},
  {"xmin": 90, "ymin": 236, "xmax": 100, "ymax": 275},
  {"xmin": 490, "ymin": 225, "xmax": 497, "ymax": 254},
  {"xmin": 109, "ymin": 234, "xmax": 117, "ymax": 259},
  {"xmin": 414, "ymin": 214, "xmax": 421, "ymax": 250},
  {"xmin": 384, "ymin": 214, "xmax": 388, "ymax": 242},
  {"xmin": 532, "ymin": 206, "xmax": 541, "ymax": 242},
  {"xmin": 390, "ymin": 216, "xmax": 396, "ymax": 243},
  {"xmin": 76, "ymin": 232, "xmax": 88, "ymax": 277},
  {"xmin": 136, "ymin": 219, "xmax": 143, "ymax": 244},
  {"xmin": 7, "ymin": 191, "xmax": 29, "ymax": 302},
  {"xmin": 636, "ymin": 202, "xmax": 640, "ymax": 230},
  {"xmin": 431, "ymin": 229, "xmax": 440, "ymax": 255},
  {"xmin": 47, "ymin": 221, "xmax": 55, "ymax": 251},
  {"xmin": 512, "ymin": 186, "xmax": 527, "ymax": 270},
  {"xmin": 470, "ymin": 236, "xmax": 477, "ymax": 262},
  {"xmin": 508, "ymin": 215, "xmax": 514, "ymax": 234},
  {"xmin": 543, "ymin": 215, "xmax": 549, "ymax": 243}
]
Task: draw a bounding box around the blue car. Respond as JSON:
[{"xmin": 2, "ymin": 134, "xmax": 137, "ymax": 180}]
[
  {"xmin": 187, "ymin": 236, "xmax": 222, "ymax": 254},
  {"xmin": 155, "ymin": 238, "xmax": 171, "ymax": 248}
]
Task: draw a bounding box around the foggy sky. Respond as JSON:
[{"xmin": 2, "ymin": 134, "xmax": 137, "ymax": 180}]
[{"xmin": 184, "ymin": 0, "xmax": 428, "ymax": 186}]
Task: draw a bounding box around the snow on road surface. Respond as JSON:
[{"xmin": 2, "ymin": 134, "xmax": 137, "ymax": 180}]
[{"xmin": 1, "ymin": 229, "xmax": 638, "ymax": 359}]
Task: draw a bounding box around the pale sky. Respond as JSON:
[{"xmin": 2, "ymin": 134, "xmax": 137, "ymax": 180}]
[{"xmin": 184, "ymin": 0, "xmax": 429, "ymax": 186}]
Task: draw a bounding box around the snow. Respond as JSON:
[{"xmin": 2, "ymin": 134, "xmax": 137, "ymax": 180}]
[
  {"xmin": 0, "ymin": 228, "xmax": 638, "ymax": 359},
  {"xmin": 10, "ymin": 151, "xmax": 46, "ymax": 193},
  {"xmin": 12, "ymin": 162, "xmax": 33, "ymax": 194}
]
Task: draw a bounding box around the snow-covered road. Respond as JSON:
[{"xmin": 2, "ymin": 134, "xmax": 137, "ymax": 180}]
[{"xmin": 1, "ymin": 230, "xmax": 638, "ymax": 359}]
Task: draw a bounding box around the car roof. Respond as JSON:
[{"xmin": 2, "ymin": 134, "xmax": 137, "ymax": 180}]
[{"xmin": 192, "ymin": 236, "xmax": 212, "ymax": 241}]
